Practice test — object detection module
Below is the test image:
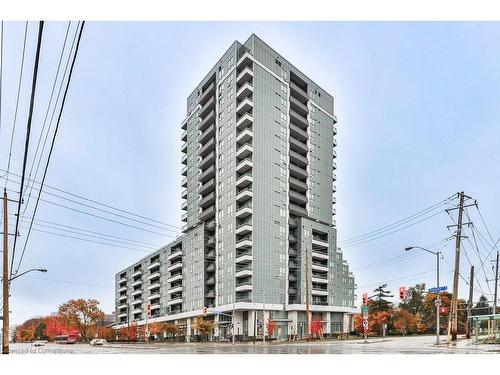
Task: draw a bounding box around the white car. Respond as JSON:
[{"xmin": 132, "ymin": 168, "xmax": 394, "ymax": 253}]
[
  {"xmin": 32, "ymin": 340, "xmax": 47, "ymax": 347},
  {"xmin": 90, "ymin": 338, "xmax": 107, "ymax": 346}
]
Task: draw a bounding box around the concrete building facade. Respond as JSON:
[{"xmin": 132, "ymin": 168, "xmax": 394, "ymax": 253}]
[{"xmin": 114, "ymin": 34, "xmax": 356, "ymax": 340}]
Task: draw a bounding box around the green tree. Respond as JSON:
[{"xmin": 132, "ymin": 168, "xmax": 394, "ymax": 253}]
[
  {"xmin": 34, "ymin": 322, "xmax": 48, "ymax": 340},
  {"xmin": 472, "ymin": 295, "xmax": 490, "ymax": 316},
  {"xmin": 371, "ymin": 284, "xmax": 393, "ymax": 312},
  {"xmin": 402, "ymin": 283, "xmax": 426, "ymax": 315}
]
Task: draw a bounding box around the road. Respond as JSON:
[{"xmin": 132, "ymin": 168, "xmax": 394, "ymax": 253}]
[{"xmin": 8, "ymin": 335, "xmax": 500, "ymax": 354}]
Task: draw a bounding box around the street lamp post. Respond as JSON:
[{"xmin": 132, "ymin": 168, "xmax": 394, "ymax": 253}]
[
  {"xmin": 405, "ymin": 246, "xmax": 441, "ymax": 345},
  {"xmin": 7, "ymin": 268, "xmax": 47, "ymax": 283}
]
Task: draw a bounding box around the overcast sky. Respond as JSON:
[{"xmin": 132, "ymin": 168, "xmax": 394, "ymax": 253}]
[{"xmin": 1, "ymin": 21, "xmax": 499, "ymax": 325}]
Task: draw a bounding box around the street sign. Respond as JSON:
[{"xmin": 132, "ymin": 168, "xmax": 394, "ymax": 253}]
[
  {"xmin": 428, "ymin": 286, "xmax": 447, "ymax": 293},
  {"xmin": 362, "ymin": 306, "xmax": 369, "ymax": 314},
  {"xmin": 211, "ymin": 309, "xmax": 222, "ymax": 315},
  {"xmin": 362, "ymin": 321, "xmax": 368, "ymax": 329}
]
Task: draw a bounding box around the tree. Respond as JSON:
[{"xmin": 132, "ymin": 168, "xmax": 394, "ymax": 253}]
[
  {"xmin": 371, "ymin": 284, "xmax": 393, "ymax": 312},
  {"xmin": 401, "ymin": 283, "xmax": 426, "ymax": 315},
  {"xmin": 58, "ymin": 298, "xmax": 105, "ymax": 342},
  {"xmin": 473, "ymin": 295, "xmax": 491, "ymax": 316},
  {"xmin": 34, "ymin": 322, "xmax": 48, "ymax": 340},
  {"xmin": 393, "ymin": 308, "xmax": 416, "ymax": 335},
  {"xmin": 163, "ymin": 322, "xmax": 182, "ymax": 338},
  {"xmin": 192, "ymin": 316, "xmax": 215, "ymax": 341}
]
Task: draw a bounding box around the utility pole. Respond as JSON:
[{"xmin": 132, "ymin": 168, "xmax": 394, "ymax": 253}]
[
  {"xmin": 305, "ymin": 248, "xmax": 310, "ymax": 340},
  {"xmin": 2, "ymin": 189, "xmax": 9, "ymax": 354},
  {"xmin": 450, "ymin": 191, "xmax": 465, "ymax": 342},
  {"xmin": 493, "ymin": 251, "xmax": 499, "ymax": 315},
  {"xmin": 466, "ymin": 266, "xmax": 474, "ymax": 339}
]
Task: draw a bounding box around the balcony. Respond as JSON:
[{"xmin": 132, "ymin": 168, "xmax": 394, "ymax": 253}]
[
  {"xmin": 181, "ymin": 153, "xmax": 187, "ymax": 165},
  {"xmin": 199, "ymin": 191, "xmax": 215, "ymax": 208},
  {"xmin": 131, "ymin": 280, "xmax": 142, "ymax": 287},
  {"xmin": 236, "ymin": 97, "xmax": 253, "ymax": 116},
  {"xmin": 167, "ymin": 249, "xmax": 182, "ymax": 261},
  {"xmin": 289, "ymin": 108, "xmax": 309, "ymax": 130},
  {"xmin": 199, "ymin": 109, "xmax": 215, "ymax": 132},
  {"xmin": 235, "ymin": 236, "xmax": 252, "ymax": 249},
  {"xmin": 199, "ymin": 137, "xmax": 215, "ymax": 158},
  {"xmin": 312, "ymin": 250, "xmax": 329, "ymax": 260},
  {"xmin": 235, "ymin": 281, "xmax": 253, "ymax": 292},
  {"xmin": 290, "ymin": 122, "xmax": 309, "ymax": 142},
  {"xmin": 236, "ymin": 66, "xmax": 253, "ymax": 85},
  {"xmin": 290, "ymin": 81, "xmax": 308, "ymax": 103},
  {"xmin": 167, "ymin": 274, "xmax": 183, "ymax": 283},
  {"xmin": 199, "ymin": 204, "xmax": 215, "ymax": 221},
  {"xmin": 147, "ymin": 270, "xmax": 160, "ymax": 280},
  {"xmin": 148, "ymin": 293, "xmax": 161, "ymax": 300},
  {"xmin": 206, "ymin": 291, "xmax": 215, "ymax": 298},
  {"xmin": 312, "ymin": 275, "xmax": 329, "ymax": 284},
  {"xmin": 235, "ymin": 251, "xmax": 253, "ymax": 264},
  {"xmin": 206, "ymin": 219, "xmax": 216, "ymax": 230},
  {"xmin": 236, "ymin": 223, "xmax": 252, "ymax": 236},
  {"xmin": 236, "ymin": 81, "xmax": 253, "ymax": 101},
  {"xmin": 131, "ymin": 290, "xmax": 142, "ymax": 296},
  {"xmin": 118, "ymin": 294, "xmax": 127, "ymax": 301},
  {"xmin": 289, "ymin": 176, "xmax": 307, "ymax": 192},
  {"xmin": 199, "ymin": 150, "xmax": 215, "ymax": 170},
  {"xmin": 312, "ymin": 236, "xmax": 329, "ymax": 248},
  {"xmin": 199, "ymin": 164, "xmax": 215, "ymax": 183},
  {"xmin": 199, "ymin": 81, "xmax": 215, "ymax": 106},
  {"xmin": 235, "ymin": 203, "xmax": 252, "ymax": 219},
  {"xmin": 289, "ymin": 190, "xmax": 308, "ymax": 205},
  {"xmin": 131, "ymin": 270, "xmax": 142, "ymax": 278},
  {"xmin": 236, "ymin": 171, "xmax": 253, "ymax": 188},
  {"xmin": 181, "ymin": 165, "xmax": 187, "ymax": 177},
  {"xmin": 236, "ymin": 127, "xmax": 253, "ymax": 145},
  {"xmin": 289, "ymin": 163, "xmax": 308, "ymax": 179},
  {"xmin": 118, "ymin": 276, "xmax": 127, "ymax": 284},
  {"xmin": 118, "ymin": 312, "xmax": 127, "ymax": 318},
  {"xmin": 288, "ymin": 234, "xmax": 297, "ymax": 243},
  {"xmin": 236, "ymin": 188, "xmax": 253, "ymax": 203},
  {"xmin": 290, "ymin": 95, "xmax": 309, "ymax": 117},
  {"xmin": 181, "ymin": 141, "xmax": 187, "ymax": 154},
  {"xmin": 236, "ymin": 143, "xmax": 253, "ymax": 160},
  {"xmin": 167, "ymin": 262, "xmax": 183, "ymax": 272},
  {"xmin": 148, "ymin": 281, "xmax": 160, "ymax": 290},
  {"xmin": 181, "ymin": 212, "xmax": 187, "ymax": 222},
  {"xmin": 289, "ymin": 149, "xmax": 308, "ymax": 167},
  {"xmin": 181, "ymin": 200, "xmax": 187, "ymax": 211},
  {"xmin": 289, "ymin": 203, "xmax": 307, "ymax": 217},
  {"xmin": 311, "ymin": 262, "xmax": 329, "ymax": 272},
  {"xmin": 289, "ymin": 247, "xmax": 298, "ymax": 257},
  {"xmin": 181, "ymin": 129, "xmax": 187, "ymax": 142},
  {"xmin": 117, "ymin": 286, "xmax": 127, "ymax": 293},
  {"xmin": 168, "ymin": 285, "xmax": 183, "ymax": 294},
  {"xmin": 206, "ymin": 263, "xmax": 215, "ymax": 272},
  {"xmin": 236, "ymin": 112, "xmax": 253, "ymax": 130},
  {"xmin": 289, "ymin": 137, "xmax": 308, "ymax": 155},
  {"xmin": 167, "ymin": 297, "xmax": 183, "ymax": 306},
  {"xmin": 199, "ymin": 96, "xmax": 215, "ymax": 119},
  {"xmin": 235, "ymin": 266, "xmax": 253, "ymax": 278},
  {"xmin": 199, "ymin": 123, "xmax": 215, "ymax": 144},
  {"xmin": 289, "ymin": 260, "xmax": 298, "ymax": 269},
  {"xmin": 181, "ymin": 176, "xmax": 187, "ymax": 188},
  {"xmin": 236, "ymin": 158, "xmax": 253, "ymax": 174},
  {"xmin": 312, "ymin": 288, "xmax": 329, "ymax": 296},
  {"xmin": 147, "ymin": 261, "xmax": 160, "ymax": 270},
  {"xmin": 199, "ymin": 177, "xmax": 215, "ymax": 195},
  {"xmin": 206, "ymin": 276, "xmax": 215, "ymax": 285}
]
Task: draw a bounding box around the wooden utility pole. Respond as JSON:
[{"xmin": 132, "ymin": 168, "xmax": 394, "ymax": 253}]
[
  {"xmin": 305, "ymin": 248, "xmax": 310, "ymax": 340},
  {"xmin": 466, "ymin": 266, "xmax": 474, "ymax": 339},
  {"xmin": 493, "ymin": 251, "xmax": 499, "ymax": 315},
  {"xmin": 2, "ymin": 189, "xmax": 9, "ymax": 354},
  {"xmin": 450, "ymin": 191, "xmax": 465, "ymax": 342}
]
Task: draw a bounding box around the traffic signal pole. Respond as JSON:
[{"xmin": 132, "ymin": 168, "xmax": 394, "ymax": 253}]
[{"xmin": 2, "ymin": 190, "xmax": 9, "ymax": 354}]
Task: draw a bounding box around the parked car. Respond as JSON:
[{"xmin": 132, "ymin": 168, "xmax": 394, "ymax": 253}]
[
  {"xmin": 32, "ymin": 340, "xmax": 47, "ymax": 347},
  {"xmin": 89, "ymin": 338, "xmax": 107, "ymax": 346}
]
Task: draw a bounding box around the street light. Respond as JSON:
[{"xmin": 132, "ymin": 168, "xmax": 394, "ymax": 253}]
[
  {"xmin": 405, "ymin": 246, "xmax": 441, "ymax": 345},
  {"xmin": 262, "ymin": 275, "xmax": 279, "ymax": 343},
  {"xmin": 5, "ymin": 268, "xmax": 47, "ymax": 283}
]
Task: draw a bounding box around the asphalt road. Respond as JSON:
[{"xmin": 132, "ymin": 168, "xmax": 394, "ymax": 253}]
[{"xmin": 9, "ymin": 335, "xmax": 500, "ymax": 354}]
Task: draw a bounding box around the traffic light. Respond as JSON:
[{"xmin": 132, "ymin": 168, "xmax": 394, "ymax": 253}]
[
  {"xmin": 362, "ymin": 293, "xmax": 368, "ymax": 305},
  {"xmin": 202, "ymin": 306, "xmax": 208, "ymax": 316},
  {"xmin": 399, "ymin": 286, "xmax": 406, "ymax": 301},
  {"xmin": 146, "ymin": 303, "xmax": 151, "ymax": 317},
  {"xmin": 440, "ymin": 307, "xmax": 448, "ymax": 315}
]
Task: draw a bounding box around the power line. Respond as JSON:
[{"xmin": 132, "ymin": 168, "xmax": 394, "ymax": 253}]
[
  {"xmin": 22, "ymin": 21, "xmax": 72, "ymax": 214},
  {"xmin": 23, "ymin": 275, "xmax": 112, "ymax": 289},
  {"xmin": 2, "ymin": 21, "xmax": 28, "ymax": 184},
  {"xmin": 339, "ymin": 196, "xmax": 453, "ymax": 245},
  {"xmin": 13, "ymin": 21, "xmax": 82, "ymax": 277},
  {"xmin": 0, "ymin": 169, "xmax": 182, "ymax": 231},
  {"xmin": 341, "ymin": 209, "xmax": 444, "ymax": 248},
  {"xmin": 10, "ymin": 21, "xmax": 45, "ymax": 279}
]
